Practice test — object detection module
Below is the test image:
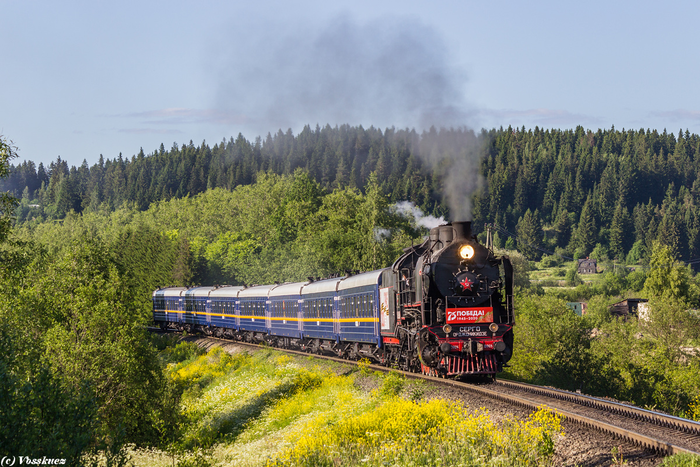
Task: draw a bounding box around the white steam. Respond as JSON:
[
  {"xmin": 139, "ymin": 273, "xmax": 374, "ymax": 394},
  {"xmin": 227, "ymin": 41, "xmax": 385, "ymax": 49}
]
[
  {"xmin": 373, "ymin": 227, "xmax": 391, "ymax": 242},
  {"xmin": 393, "ymin": 201, "xmax": 445, "ymax": 230}
]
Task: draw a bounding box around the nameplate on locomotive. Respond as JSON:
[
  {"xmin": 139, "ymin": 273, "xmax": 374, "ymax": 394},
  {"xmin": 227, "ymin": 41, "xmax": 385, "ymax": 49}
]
[{"xmin": 446, "ymin": 307, "xmax": 494, "ymax": 324}]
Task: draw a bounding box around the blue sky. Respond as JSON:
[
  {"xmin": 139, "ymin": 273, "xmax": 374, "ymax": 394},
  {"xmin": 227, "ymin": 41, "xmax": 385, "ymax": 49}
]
[{"xmin": 2, "ymin": 0, "xmax": 700, "ymax": 167}]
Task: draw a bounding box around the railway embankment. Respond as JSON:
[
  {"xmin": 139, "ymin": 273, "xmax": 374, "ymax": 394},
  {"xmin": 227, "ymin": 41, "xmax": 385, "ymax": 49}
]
[
  {"xmin": 131, "ymin": 337, "xmax": 563, "ymax": 466},
  {"xmin": 129, "ymin": 335, "xmax": 699, "ymax": 466}
]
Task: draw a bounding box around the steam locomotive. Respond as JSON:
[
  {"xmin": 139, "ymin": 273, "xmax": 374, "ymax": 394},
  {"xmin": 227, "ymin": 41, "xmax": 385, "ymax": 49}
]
[{"xmin": 152, "ymin": 221, "xmax": 514, "ymax": 377}]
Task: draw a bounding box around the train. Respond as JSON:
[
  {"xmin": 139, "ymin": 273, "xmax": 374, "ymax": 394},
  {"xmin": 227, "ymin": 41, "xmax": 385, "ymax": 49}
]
[{"xmin": 152, "ymin": 221, "xmax": 515, "ymax": 377}]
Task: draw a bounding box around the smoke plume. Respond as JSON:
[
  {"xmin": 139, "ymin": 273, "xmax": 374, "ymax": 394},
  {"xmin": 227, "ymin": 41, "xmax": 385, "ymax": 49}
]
[
  {"xmin": 214, "ymin": 14, "xmax": 484, "ymax": 221},
  {"xmin": 415, "ymin": 128, "xmax": 485, "ymax": 221},
  {"xmin": 214, "ymin": 14, "xmax": 472, "ymax": 133}
]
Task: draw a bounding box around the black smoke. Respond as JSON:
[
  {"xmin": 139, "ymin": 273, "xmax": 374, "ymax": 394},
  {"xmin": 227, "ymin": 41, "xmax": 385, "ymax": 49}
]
[
  {"xmin": 214, "ymin": 14, "xmax": 482, "ymax": 221},
  {"xmin": 214, "ymin": 14, "xmax": 472, "ymax": 132}
]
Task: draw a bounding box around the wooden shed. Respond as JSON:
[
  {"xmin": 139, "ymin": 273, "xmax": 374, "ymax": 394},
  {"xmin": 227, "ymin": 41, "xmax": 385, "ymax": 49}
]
[{"xmin": 610, "ymin": 298, "xmax": 648, "ymax": 317}]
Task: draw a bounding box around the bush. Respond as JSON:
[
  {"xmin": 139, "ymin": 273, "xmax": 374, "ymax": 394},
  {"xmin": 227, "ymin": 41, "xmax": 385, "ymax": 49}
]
[
  {"xmin": 379, "ymin": 372, "xmax": 405, "ymax": 397},
  {"xmin": 0, "ymin": 326, "xmax": 97, "ymax": 463},
  {"xmin": 661, "ymin": 453, "xmax": 700, "ymax": 466},
  {"xmin": 626, "ymin": 240, "xmax": 646, "ymax": 264},
  {"xmin": 495, "ymin": 248, "xmax": 530, "ymax": 288},
  {"xmin": 168, "ymin": 347, "xmax": 245, "ymax": 390},
  {"xmin": 565, "ymin": 266, "xmax": 583, "ymax": 286},
  {"xmin": 590, "ymin": 243, "xmax": 608, "ymax": 262},
  {"xmin": 581, "ymin": 295, "xmax": 614, "ymax": 328},
  {"xmin": 599, "ymin": 271, "xmax": 626, "ymax": 296},
  {"xmin": 270, "ymin": 401, "xmax": 563, "ymax": 467},
  {"xmin": 627, "ymin": 269, "xmax": 646, "ymax": 291},
  {"xmin": 688, "ymin": 395, "xmax": 700, "ymax": 421},
  {"xmin": 538, "ymin": 254, "xmax": 561, "ymax": 268},
  {"xmin": 161, "ymin": 341, "xmax": 206, "ymax": 365}
]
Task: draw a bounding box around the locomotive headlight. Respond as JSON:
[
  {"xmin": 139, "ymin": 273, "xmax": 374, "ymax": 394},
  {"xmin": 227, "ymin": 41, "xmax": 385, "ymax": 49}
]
[
  {"xmin": 458, "ymin": 244, "xmax": 475, "ymax": 260},
  {"xmin": 489, "ymin": 323, "xmax": 499, "ymax": 333},
  {"xmin": 443, "ymin": 324, "xmax": 452, "ymax": 334}
]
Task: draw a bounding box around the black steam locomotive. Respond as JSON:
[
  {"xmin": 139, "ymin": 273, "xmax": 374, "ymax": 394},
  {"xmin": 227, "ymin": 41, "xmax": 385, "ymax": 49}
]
[{"xmin": 153, "ymin": 221, "xmax": 514, "ymax": 377}]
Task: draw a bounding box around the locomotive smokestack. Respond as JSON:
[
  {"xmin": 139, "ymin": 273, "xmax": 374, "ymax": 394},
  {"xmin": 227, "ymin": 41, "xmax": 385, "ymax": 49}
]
[
  {"xmin": 430, "ymin": 221, "xmax": 472, "ymax": 252},
  {"xmin": 429, "ymin": 227, "xmax": 440, "ymax": 250},
  {"xmin": 451, "ymin": 221, "xmax": 472, "ymax": 241}
]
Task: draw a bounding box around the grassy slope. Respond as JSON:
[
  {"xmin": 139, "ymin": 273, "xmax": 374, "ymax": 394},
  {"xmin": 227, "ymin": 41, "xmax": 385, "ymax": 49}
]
[{"xmin": 131, "ymin": 344, "xmax": 564, "ymax": 467}]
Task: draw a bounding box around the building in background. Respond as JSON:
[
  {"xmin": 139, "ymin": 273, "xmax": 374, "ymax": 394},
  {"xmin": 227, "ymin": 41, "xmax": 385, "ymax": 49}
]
[{"xmin": 577, "ymin": 258, "xmax": 597, "ymax": 274}]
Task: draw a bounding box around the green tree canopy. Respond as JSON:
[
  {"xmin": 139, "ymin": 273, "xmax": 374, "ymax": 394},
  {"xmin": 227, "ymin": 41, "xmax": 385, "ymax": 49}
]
[
  {"xmin": 515, "ymin": 209, "xmax": 543, "ymax": 260},
  {"xmin": 643, "ymin": 243, "xmax": 696, "ymax": 302},
  {"xmin": 570, "ymin": 194, "xmax": 596, "ymax": 256},
  {"xmin": 0, "ymin": 136, "xmax": 19, "ymax": 244}
]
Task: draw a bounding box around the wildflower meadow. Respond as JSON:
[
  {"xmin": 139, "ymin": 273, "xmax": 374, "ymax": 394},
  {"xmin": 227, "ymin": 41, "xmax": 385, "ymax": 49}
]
[
  {"xmin": 127, "ymin": 342, "xmax": 570, "ymax": 466},
  {"xmin": 126, "ymin": 342, "xmax": 700, "ymax": 467}
]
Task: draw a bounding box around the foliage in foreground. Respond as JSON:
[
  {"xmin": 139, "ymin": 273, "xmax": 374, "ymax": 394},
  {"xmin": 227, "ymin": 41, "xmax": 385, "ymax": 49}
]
[
  {"xmin": 0, "ymin": 231, "xmax": 180, "ymax": 464},
  {"xmin": 0, "ymin": 167, "xmax": 423, "ymax": 464},
  {"xmin": 662, "ymin": 454, "xmax": 700, "ymax": 467},
  {"xmin": 132, "ymin": 346, "xmax": 564, "ymax": 467},
  {"xmin": 0, "ymin": 324, "xmax": 97, "ymax": 462},
  {"xmin": 507, "ymin": 291, "xmax": 700, "ymax": 416},
  {"xmin": 688, "ymin": 396, "xmax": 700, "ymax": 422},
  {"xmin": 269, "ymin": 399, "xmax": 562, "ymax": 467}
]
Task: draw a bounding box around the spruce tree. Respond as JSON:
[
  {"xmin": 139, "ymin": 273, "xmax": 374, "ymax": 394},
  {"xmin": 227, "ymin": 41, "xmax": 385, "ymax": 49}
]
[
  {"xmin": 657, "ymin": 201, "xmax": 682, "ymax": 259},
  {"xmin": 571, "ymin": 194, "xmax": 596, "ymax": 256},
  {"xmin": 515, "ymin": 208, "xmax": 543, "ymax": 260},
  {"xmin": 0, "ymin": 136, "xmax": 18, "ymax": 244},
  {"xmin": 609, "ymin": 202, "xmax": 631, "ymax": 260},
  {"xmin": 553, "ymin": 208, "xmax": 572, "ymax": 248},
  {"xmin": 597, "ymin": 162, "xmax": 617, "ymax": 225}
]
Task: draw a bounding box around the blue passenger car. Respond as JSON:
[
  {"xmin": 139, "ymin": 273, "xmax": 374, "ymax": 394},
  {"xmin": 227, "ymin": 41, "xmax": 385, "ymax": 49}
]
[
  {"xmin": 183, "ymin": 287, "xmax": 215, "ymax": 327},
  {"xmin": 337, "ymin": 270, "xmax": 387, "ymax": 345},
  {"xmin": 301, "ymin": 278, "xmax": 341, "ymax": 341},
  {"xmin": 209, "ymin": 286, "xmax": 245, "ymax": 330},
  {"xmin": 269, "ymin": 282, "xmax": 305, "ymax": 338},
  {"xmin": 238, "ymin": 284, "xmax": 275, "ymax": 333},
  {"xmin": 152, "ymin": 287, "xmax": 187, "ymax": 325}
]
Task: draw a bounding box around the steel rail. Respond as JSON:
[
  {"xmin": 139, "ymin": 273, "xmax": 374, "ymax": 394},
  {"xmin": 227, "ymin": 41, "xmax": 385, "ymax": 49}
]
[{"xmin": 495, "ymin": 379, "xmax": 700, "ymax": 437}]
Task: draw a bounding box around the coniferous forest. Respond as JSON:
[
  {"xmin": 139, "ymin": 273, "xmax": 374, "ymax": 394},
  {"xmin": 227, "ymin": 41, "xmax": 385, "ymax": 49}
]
[
  {"xmin": 2, "ymin": 126, "xmax": 700, "ymax": 465},
  {"xmin": 4, "ymin": 125, "xmax": 700, "ymax": 264}
]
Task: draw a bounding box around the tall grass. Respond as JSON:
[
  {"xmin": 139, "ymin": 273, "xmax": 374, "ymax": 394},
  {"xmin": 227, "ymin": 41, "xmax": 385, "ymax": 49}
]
[
  {"xmin": 133, "ymin": 346, "xmax": 567, "ymax": 466},
  {"xmin": 268, "ymin": 399, "xmax": 562, "ymax": 467}
]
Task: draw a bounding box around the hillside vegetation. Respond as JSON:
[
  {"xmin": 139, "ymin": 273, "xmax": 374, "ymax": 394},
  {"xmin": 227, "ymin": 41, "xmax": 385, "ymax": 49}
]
[{"xmin": 5, "ymin": 125, "xmax": 700, "ymax": 266}]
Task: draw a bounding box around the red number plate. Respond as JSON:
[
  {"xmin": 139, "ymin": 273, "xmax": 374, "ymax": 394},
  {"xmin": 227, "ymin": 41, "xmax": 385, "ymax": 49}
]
[{"xmin": 446, "ymin": 307, "xmax": 493, "ymax": 324}]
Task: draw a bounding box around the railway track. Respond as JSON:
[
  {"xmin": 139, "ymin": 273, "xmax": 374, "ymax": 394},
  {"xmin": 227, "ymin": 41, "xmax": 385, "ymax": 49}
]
[{"xmin": 160, "ymin": 330, "xmax": 700, "ymax": 457}]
